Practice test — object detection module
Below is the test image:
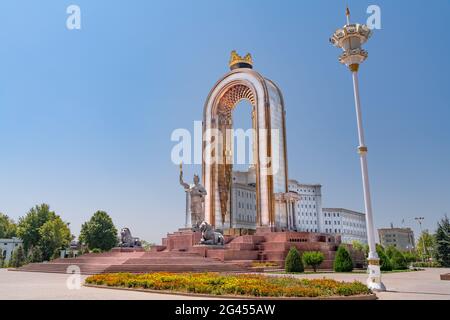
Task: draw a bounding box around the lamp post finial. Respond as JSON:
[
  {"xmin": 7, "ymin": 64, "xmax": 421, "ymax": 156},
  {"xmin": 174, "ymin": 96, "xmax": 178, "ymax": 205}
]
[{"xmin": 346, "ymin": 6, "xmax": 351, "ymax": 25}]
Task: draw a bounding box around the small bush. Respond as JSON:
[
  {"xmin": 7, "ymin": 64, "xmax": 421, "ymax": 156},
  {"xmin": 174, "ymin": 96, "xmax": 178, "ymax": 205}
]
[
  {"xmin": 10, "ymin": 246, "xmax": 26, "ymax": 268},
  {"xmin": 390, "ymin": 249, "xmax": 408, "ymax": 270},
  {"xmin": 333, "ymin": 246, "xmax": 353, "ymax": 272},
  {"xmin": 302, "ymin": 251, "xmax": 325, "ymax": 272},
  {"xmin": 91, "ymin": 248, "xmax": 102, "ymax": 253},
  {"xmin": 412, "ymin": 261, "xmax": 442, "ymax": 268},
  {"xmin": 285, "ymin": 247, "xmax": 304, "ymax": 273},
  {"xmin": 376, "ymin": 244, "xmax": 392, "ymax": 271},
  {"xmin": 402, "ymin": 251, "xmax": 418, "ymax": 264},
  {"xmin": 28, "ymin": 246, "xmax": 43, "ymax": 263}
]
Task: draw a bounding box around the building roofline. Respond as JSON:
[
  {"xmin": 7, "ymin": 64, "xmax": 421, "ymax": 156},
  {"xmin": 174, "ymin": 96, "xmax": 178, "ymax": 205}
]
[
  {"xmin": 288, "ymin": 179, "xmax": 322, "ymax": 187},
  {"xmin": 378, "ymin": 227, "xmax": 414, "ymax": 232},
  {"xmin": 322, "ymin": 208, "xmax": 365, "ymax": 215}
]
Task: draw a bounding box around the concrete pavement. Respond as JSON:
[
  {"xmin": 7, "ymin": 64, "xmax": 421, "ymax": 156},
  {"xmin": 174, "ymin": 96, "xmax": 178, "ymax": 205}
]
[
  {"xmin": 273, "ymin": 268, "xmax": 450, "ymax": 300},
  {"xmin": 0, "ymin": 268, "xmax": 449, "ymax": 300}
]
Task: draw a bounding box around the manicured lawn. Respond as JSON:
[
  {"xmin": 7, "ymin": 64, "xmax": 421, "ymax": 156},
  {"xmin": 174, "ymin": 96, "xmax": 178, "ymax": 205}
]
[{"xmin": 85, "ymin": 272, "xmax": 372, "ymax": 298}]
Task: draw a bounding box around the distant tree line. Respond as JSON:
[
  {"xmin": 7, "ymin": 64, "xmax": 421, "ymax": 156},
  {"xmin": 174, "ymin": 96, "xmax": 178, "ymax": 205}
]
[
  {"xmin": 283, "ymin": 215, "xmax": 449, "ymax": 274},
  {"xmin": 0, "ymin": 204, "xmax": 129, "ymax": 268}
]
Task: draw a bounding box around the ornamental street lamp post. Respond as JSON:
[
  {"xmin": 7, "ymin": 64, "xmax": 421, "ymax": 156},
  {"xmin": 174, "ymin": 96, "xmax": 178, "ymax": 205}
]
[
  {"xmin": 330, "ymin": 8, "xmax": 386, "ymax": 291},
  {"xmin": 415, "ymin": 217, "xmax": 426, "ymax": 262}
]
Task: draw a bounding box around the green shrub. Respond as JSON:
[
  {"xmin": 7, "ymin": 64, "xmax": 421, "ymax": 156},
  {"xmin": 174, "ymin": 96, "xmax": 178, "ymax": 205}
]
[
  {"xmin": 28, "ymin": 246, "xmax": 43, "ymax": 263},
  {"xmin": 10, "ymin": 246, "xmax": 26, "ymax": 268},
  {"xmin": 91, "ymin": 248, "xmax": 102, "ymax": 253},
  {"xmin": 285, "ymin": 247, "xmax": 304, "ymax": 273},
  {"xmin": 333, "ymin": 246, "xmax": 353, "ymax": 272},
  {"xmin": 302, "ymin": 251, "xmax": 324, "ymax": 272},
  {"xmin": 403, "ymin": 251, "xmax": 418, "ymax": 264},
  {"xmin": 412, "ymin": 261, "xmax": 442, "ymax": 268},
  {"xmin": 390, "ymin": 249, "xmax": 408, "ymax": 270},
  {"xmin": 376, "ymin": 244, "xmax": 392, "ymax": 271}
]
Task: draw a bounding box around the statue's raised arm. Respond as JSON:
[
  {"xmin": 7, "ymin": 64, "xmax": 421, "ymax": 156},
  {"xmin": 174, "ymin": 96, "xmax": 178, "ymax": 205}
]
[{"xmin": 179, "ymin": 163, "xmax": 190, "ymax": 190}]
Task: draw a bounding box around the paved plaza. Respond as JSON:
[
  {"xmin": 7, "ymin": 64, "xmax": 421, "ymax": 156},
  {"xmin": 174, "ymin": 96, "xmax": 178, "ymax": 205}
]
[
  {"xmin": 0, "ymin": 268, "xmax": 449, "ymax": 300},
  {"xmin": 278, "ymin": 268, "xmax": 450, "ymax": 300}
]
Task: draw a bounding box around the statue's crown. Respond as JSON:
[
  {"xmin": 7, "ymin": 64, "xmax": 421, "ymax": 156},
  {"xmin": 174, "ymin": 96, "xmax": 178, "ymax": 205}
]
[{"xmin": 229, "ymin": 50, "xmax": 253, "ymax": 70}]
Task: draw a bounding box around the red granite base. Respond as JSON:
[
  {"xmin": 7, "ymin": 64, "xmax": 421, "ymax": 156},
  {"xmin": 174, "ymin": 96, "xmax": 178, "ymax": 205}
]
[
  {"xmin": 16, "ymin": 227, "xmax": 365, "ymax": 275},
  {"xmin": 162, "ymin": 227, "xmax": 365, "ymax": 270}
]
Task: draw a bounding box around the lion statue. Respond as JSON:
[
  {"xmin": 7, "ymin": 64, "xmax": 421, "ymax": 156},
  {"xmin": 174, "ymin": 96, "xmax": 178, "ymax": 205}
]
[
  {"xmin": 199, "ymin": 221, "xmax": 225, "ymax": 246},
  {"xmin": 119, "ymin": 227, "xmax": 142, "ymax": 247}
]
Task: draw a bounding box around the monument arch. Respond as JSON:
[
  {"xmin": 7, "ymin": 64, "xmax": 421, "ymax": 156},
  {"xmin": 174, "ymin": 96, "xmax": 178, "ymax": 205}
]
[{"xmin": 202, "ymin": 51, "xmax": 294, "ymax": 232}]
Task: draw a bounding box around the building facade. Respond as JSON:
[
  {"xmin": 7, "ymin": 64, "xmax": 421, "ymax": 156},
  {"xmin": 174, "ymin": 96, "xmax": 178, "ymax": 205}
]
[
  {"xmin": 228, "ymin": 175, "xmax": 368, "ymax": 244},
  {"xmin": 322, "ymin": 208, "xmax": 367, "ymax": 244},
  {"xmin": 0, "ymin": 237, "xmax": 23, "ymax": 263},
  {"xmin": 288, "ymin": 180, "xmax": 322, "ymax": 232},
  {"xmin": 378, "ymin": 227, "xmax": 415, "ymax": 251},
  {"xmin": 230, "ymin": 169, "xmax": 257, "ymax": 231}
]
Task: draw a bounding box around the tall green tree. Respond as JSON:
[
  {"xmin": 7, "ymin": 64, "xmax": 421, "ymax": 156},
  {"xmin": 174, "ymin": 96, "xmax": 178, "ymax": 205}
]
[
  {"xmin": 416, "ymin": 230, "xmax": 436, "ymax": 261},
  {"xmin": 435, "ymin": 215, "xmax": 450, "ymax": 267},
  {"xmin": 17, "ymin": 204, "xmax": 56, "ymax": 252},
  {"xmin": 79, "ymin": 211, "xmax": 118, "ymax": 251},
  {"xmin": 38, "ymin": 216, "xmax": 73, "ymax": 260},
  {"xmin": 0, "ymin": 213, "xmax": 17, "ymax": 238}
]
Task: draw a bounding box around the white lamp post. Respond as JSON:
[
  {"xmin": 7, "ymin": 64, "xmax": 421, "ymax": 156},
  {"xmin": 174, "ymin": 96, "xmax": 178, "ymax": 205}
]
[
  {"xmin": 415, "ymin": 217, "xmax": 426, "ymax": 261},
  {"xmin": 330, "ymin": 8, "xmax": 386, "ymax": 291}
]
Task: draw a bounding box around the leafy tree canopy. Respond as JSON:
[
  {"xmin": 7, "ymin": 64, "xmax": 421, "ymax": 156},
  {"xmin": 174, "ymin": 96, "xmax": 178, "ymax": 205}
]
[
  {"xmin": 0, "ymin": 213, "xmax": 17, "ymax": 239},
  {"xmin": 302, "ymin": 251, "xmax": 324, "ymax": 272},
  {"xmin": 39, "ymin": 216, "xmax": 73, "ymax": 260},
  {"xmin": 416, "ymin": 230, "xmax": 436, "ymax": 261},
  {"xmin": 16, "ymin": 204, "xmax": 72, "ymax": 262},
  {"xmin": 79, "ymin": 211, "xmax": 118, "ymax": 251},
  {"xmin": 17, "ymin": 204, "xmax": 57, "ymax": 252}
]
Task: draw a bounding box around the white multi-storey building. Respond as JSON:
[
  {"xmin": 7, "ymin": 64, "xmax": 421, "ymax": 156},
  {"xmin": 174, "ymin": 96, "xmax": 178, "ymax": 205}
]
[
  {"xmin": 322, "ymin": 208, "xmax": 367, "ymax": 244},
  {"xmin": 228, "ymin": 174, "xmax": 368, "ymax": 243},
  {"xmin": 230, "ymin": 168, "xmax": 257, "ymax": 230},
  {"xmin": 0, "ymin": 237, "xmax": 23, "ymax": 263},
  {"xmin": 288, "ymin": 180, "xmax": 322, "ymax": 232}
]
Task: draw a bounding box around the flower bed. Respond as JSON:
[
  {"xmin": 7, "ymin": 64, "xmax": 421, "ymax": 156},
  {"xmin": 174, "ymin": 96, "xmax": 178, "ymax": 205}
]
[{"xmin": 85, "ymin": 272, "xmax": 371, "ymax": 298}]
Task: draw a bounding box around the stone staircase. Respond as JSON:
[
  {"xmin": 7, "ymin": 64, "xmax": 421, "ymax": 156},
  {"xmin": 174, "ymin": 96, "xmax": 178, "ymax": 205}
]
[
  {"xmin": 15, "ymin": 228, "xmax": 364, "ymax": 275},
  {"xmin": 16, "ymin": 250, "xmax": 247, "ymax": 275}
]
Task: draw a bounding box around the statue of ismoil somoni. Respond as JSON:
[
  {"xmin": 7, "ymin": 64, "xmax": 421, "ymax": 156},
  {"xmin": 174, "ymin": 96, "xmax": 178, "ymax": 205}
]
[{"xmin": 179, "ymin": 163, "xmax": 207, "ymax": 229}]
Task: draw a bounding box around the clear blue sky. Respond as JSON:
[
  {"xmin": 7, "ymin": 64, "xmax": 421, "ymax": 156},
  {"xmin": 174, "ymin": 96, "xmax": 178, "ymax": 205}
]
[{"xmin": 0, "ymin": 0, "xmax": 449, "ymax": 243}]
